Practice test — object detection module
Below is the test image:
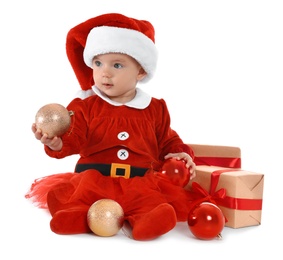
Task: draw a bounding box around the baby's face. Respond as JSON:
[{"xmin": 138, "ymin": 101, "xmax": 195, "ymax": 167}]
[{"xmin": 91, "ymin": 53, "xmax": 146, "ymax": 103}]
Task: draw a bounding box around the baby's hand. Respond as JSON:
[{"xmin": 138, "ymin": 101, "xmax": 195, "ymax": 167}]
[
  {"xmin": 31, "ymin": 123, "xmax": 63, "ymax": 151},
  {"xmin": 164, "ymin": 152, "xmax": 196, "ymax": 180}
]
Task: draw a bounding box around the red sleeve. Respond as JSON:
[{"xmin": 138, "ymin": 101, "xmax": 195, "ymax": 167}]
[{"xmin": 154, "ymin": 99, "xmax": 194, "ymax": 160}]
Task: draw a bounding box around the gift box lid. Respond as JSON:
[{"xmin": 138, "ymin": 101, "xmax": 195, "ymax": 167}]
[{"xmin": 194, "ymin": 165, "xmax": 264, "ymax": 199}]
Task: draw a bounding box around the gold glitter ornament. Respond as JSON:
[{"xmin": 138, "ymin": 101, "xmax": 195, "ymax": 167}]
[
  {"xmin": 87, "ymin": 199, "xmax": 124, "ymax": 237},
  {"xmin": 35, "ymin": 103, "xmax": 73, "ymax": 138}
]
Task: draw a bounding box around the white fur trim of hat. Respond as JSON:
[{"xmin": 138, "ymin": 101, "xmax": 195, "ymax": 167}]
[{"xmin": 83, "ymin": 26, "xmax": 158, "ymax": 83}]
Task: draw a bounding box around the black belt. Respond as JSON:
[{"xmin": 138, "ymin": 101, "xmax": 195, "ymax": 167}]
[{"xmin": 75, "ymin": 163, "xmax": 148, "ymax": 178}]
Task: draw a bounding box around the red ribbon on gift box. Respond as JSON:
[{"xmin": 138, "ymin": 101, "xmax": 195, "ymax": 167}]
[
  {"xmin": 211, "ymin": 169, "xmax": 262, "ymax": 210},
  {"xmin": 192, "ymin": 169, "xmax": 263, "ymax": 210},
  {"xmin": 194, "ymin": 156, "xmax": 241, "ymax": 168}
]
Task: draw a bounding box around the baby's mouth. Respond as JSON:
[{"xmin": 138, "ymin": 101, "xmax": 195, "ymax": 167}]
[{"xmin": 103, "ymin": 83, "xmax": 113, "ymax": 89}]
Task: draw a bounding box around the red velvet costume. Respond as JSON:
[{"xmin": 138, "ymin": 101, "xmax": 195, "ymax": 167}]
[
  {"xmin": 26, "ymin": 13, "xmax": 199, "ymax": 240},
  {"xmin": 47, "ymin": 89, "xmax": 192, "ymax": 170}
]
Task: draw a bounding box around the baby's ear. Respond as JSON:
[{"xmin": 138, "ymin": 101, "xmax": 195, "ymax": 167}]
[{"xmin": 137, "ymin": 67, "xmax": 147, "ymax": 81}]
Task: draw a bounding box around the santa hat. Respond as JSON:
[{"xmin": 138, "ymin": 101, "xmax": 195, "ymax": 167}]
[{"xmin": 66, "ymin": 13, "xmax": 158, "ymax": 98}]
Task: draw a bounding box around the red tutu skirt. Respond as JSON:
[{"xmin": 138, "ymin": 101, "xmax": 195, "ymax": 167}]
[{"xmin": 25, "ymin": 169, "xmax": 197, "ymax": 221}]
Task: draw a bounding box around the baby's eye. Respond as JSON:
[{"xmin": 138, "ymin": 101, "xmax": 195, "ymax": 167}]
[
  {"xmin": 114, "ymin": 63, "xmax": 123, "ymax": 69},
  {"xmin": 93, "ymin": 60, "xmax": 102, "ymax": 67}
]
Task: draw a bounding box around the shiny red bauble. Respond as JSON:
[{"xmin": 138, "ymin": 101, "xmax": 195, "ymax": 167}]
[
  {"xmin": 187, "ymin": 202, "xmax": 225, "ymax": 240},
  {"xmin": 160, "ymin": 158, "xmax": 191, "ymax": 187},
  {"xmin": 35, "ymin": 103, "xmax": 72, "ymax": 138}
]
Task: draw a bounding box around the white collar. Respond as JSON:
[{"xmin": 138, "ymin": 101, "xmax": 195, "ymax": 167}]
[{"xmin": 92, "ymin": 85, "xmax": 152, "ymax": 109}]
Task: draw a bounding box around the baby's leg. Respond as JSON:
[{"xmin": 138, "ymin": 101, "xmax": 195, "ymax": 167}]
[
  {"xmin": 50, "ymin": 205, "xmax": 91, "ymax": 234},
  {"xmin": 127, "ymin": 203, "xmax": 177, "ymax": 240}
]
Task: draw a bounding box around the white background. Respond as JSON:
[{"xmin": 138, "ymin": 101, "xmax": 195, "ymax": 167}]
[{"xmin": 1, "ymin": 0, "xmax": 282, "ymax": 259}]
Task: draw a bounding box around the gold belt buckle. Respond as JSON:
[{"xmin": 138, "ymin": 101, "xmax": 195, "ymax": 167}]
[{"xmin": 110, "ymin": 163, "xmax": 131, "ymax": 179}]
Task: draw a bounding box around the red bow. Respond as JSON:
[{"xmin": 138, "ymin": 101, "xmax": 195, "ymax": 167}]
[{"xmin": 191, "ymin": 181, "xmax": 226, "ymax": 205}]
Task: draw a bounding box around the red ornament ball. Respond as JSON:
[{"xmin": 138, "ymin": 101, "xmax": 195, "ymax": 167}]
[
  {"xmin": 160, "ymin": 158, "xmax": 191, "ymax": 187},
  {"xmin": 87, "ymin": 199, "xmax": 124, "ymax": 237},
  {"xmin": 35, "ymin": 103, "xmax": 72, "ymax": 138},
  {"xmin": 187, "ymin": 202, "xmax": 225, "ymax": 240}
]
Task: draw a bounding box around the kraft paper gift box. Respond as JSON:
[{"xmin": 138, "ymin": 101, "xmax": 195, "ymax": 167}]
[
  {"xmin": 188, "ymin": 143, "xmax": 242, "ymax": 168},
  {"xmin": 187, "ymin": 165, "xmax": 264, "ymax": 228}
]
